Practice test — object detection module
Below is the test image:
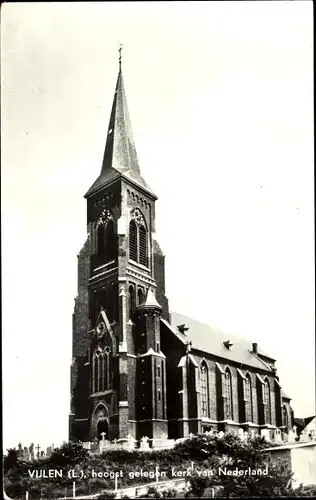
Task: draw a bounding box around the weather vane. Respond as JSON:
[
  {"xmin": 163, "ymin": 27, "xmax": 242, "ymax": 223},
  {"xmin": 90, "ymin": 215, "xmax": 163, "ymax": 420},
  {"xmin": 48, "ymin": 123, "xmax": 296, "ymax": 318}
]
[{"xmin": 118, "ymin": 44, "xmax": 123, "ymax": 69}]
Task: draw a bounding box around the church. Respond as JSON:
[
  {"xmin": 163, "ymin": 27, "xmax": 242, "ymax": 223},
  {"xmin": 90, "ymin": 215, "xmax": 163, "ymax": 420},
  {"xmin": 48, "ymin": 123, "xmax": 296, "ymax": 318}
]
[{"xmin": 69, "ymin": 57, "xmax": 294, "ymax": 445}]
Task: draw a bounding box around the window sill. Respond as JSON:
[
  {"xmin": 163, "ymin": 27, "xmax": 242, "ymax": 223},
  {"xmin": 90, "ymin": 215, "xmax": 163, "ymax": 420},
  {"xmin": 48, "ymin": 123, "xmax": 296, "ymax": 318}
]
[
  {"xmin": 89, "ymin": 390, "xmax": 113, "ymax": 397},
  {"xmin": 218, "ymin": 419, "xmax": 239, "ymax": 425},
  {"xmin": 128, "ymin": 260, "xmax": 150, "ymax": 272},
  {"xmin": 93, "ymin": 260, "xmax": 116, "ymax": 272}
]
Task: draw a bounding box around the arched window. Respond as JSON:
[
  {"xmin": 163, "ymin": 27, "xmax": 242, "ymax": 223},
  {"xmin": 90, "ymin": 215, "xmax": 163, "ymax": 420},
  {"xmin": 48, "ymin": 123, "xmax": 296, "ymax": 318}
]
[
  {"xmin": 283, "ymin": 405, "xmax": 288, "ymax": 428},
  {"xmin": 128, "ymin": 285, "xmax": 135, "ymax": 318},
  {"xmin": 100, "ymin": 353, "xmax": 105, "ymax": 392},
  {"xmin": 93, "ymin": 350, "xmax": 102, "ymax": 393},
  {"xmin": 129, "ymin": 209, "xmax": 148, "ymax": 266},
  {"xmin": 224, "ymin": 369, "xmax": 233, "ymax": 420},
  {"xmin": 104, "ymin": 347, "xmax": 111, "ymax": 390},
  {"xmin": 97, "ymin": 352, "xmax": 102, "ymax": 392},
  {"xmin": 200, "ymin": 363, "xmax": 209, "ymax": 418},
  {"xmin": 92, "ymin": 347, "xmax": 111, "ymax": 393},
  {"xmin": 97, "ymin": 224, "xmax": 105, "ymax": 257},
  {"xmin": 264, "ymin": 379, "xmax": 271, "ymax": 424},
  {"xmin": 129, "ymin": 220, "xmax": 138, "ymax": 261},
  {"xmin": 139, "ymin": 225, "xmax": 147, "ymax": 267},
  {"xmin": 93, "ymin": 353, "xmax": 99, "ymax": 393},
  {"xmin": 245, "ymin": 374, "xmax": 253, "ymax": 422},
  {"xmin": 137, "ymin": 288, "xmax": 144, "ymax": 306},
  {"xmin": 104, "ymin": 219, "xmax": 115, "ymax": 262}
]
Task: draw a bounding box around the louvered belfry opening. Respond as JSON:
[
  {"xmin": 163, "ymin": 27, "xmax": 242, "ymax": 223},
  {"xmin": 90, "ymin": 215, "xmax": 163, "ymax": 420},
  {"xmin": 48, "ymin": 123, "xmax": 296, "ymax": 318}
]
[
  {"xmin": 129, "ymin": 220, "xmax": 138, "ymax": 261},
  {"xmin": 129, "ymin": 208, "xmax": 148, "ymax": 266},
  {"xmin": 139, "ymin": 225, "xmax": 147, "ymax": 266}
]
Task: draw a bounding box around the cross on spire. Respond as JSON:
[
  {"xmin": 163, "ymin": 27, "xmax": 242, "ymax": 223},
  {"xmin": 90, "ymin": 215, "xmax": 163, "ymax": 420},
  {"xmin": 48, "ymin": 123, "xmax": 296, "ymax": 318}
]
[{"xmin": 118, "ymin": 44, "xmax": 123, "ymax": 70}]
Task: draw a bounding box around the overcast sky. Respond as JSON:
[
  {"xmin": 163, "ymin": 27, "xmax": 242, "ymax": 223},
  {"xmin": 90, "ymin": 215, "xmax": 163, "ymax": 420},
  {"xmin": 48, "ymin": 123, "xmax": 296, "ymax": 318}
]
[{"xmin": 1, "ymin": 1, "xmax": 314, "ymax": 451}]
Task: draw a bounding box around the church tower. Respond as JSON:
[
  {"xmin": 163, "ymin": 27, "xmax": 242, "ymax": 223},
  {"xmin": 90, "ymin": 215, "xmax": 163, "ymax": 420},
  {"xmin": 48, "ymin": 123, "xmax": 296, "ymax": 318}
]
[{"xmin": 69, "ymin": 53, "xmax": 169, "ymax": 443}]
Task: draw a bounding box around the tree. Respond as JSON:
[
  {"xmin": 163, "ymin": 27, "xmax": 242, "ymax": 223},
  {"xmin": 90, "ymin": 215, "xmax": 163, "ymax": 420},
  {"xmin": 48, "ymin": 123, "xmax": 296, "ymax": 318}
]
[{"xmin": 3, "ymin": 448, "xmax": 18, "ymax": 474}]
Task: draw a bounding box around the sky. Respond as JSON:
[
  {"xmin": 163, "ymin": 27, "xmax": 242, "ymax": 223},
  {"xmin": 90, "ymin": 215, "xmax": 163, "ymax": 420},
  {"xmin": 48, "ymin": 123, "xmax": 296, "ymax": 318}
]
[{"xmin": 1, "ymin": 1, "xmax": 314, "ymax": 451}]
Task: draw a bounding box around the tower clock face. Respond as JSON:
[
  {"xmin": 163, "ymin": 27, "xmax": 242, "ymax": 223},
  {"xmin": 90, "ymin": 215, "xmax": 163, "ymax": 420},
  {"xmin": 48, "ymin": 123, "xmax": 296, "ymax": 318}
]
[{"xmin": 96, "ymin": 322, "xmax": 106, "ymax": 337}]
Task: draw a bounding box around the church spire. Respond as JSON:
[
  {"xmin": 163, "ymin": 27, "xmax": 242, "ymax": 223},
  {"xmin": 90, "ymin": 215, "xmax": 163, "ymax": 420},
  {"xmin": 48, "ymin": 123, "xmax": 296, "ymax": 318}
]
[{"xmin": 85, "ymin": 50, "xmax": 156, "ymax": 199}]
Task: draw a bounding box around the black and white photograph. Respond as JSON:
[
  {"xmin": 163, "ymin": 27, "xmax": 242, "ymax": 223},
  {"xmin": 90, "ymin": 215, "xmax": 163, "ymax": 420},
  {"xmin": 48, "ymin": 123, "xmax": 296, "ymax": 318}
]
[{"xmin": 1, "ymin": 1, "xmax": 315, "ymax": 498}]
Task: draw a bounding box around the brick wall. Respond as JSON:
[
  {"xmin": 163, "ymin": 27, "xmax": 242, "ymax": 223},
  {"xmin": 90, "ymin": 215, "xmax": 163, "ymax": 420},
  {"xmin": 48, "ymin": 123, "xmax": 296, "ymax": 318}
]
[
  {"xmin": 72, "ymin": 237, "xmax": 91, "ymax": 358},
  {"xmin": 153, "ymin": 243, "xmax": 170, "ymax": 321}
]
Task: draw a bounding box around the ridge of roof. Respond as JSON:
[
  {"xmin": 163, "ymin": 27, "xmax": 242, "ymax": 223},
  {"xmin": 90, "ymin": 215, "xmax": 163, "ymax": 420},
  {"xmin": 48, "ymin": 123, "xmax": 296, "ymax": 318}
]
[{"xmin": 168, "ymin": 312, "xmax": 274, "ymax": 372}]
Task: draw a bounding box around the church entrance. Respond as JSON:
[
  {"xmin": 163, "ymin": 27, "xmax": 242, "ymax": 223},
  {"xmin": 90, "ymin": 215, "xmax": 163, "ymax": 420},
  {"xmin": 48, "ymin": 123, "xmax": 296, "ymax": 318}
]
[
  {"xmin": 97, "ymin": 419, "xmax": 109, "ymax": 441},
  {"xmin": 91, "ymin": 403, "xmax": 110, "ymax": 441}
]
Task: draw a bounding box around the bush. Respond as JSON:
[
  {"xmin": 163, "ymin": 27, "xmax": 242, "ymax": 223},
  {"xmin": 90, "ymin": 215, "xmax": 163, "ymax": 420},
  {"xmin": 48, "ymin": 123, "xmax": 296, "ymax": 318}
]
[
  {"xmin": 95, "ymin": 489, "xmax": 117, "ymax": 499},
  {"xmin": 162, "ymin": 487, "xmax": 177, "ymax": 498},
  {"xmin": 49, "ymin": 441, "xmax": 89, "ymax": 466},
  {"xmin": 187, "ymin": 453, "xmax": 295, "ymax": 498},
  {"xmin": 146, "ymin": 486, "xmax": 164, "ymax": 498},
  {"xmin": 2, "ymin": 436, "xmax": 304, "ymax": 499}
]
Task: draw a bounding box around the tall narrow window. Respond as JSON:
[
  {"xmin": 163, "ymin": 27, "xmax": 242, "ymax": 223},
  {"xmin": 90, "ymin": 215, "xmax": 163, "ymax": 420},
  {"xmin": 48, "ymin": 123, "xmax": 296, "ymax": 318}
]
[
  {"xmin": 97, "ymin": 224, "xmax": 105, "ymax": 257},
  {"xmin": 93, "ymin": 347, "xmax": 111, "ymax": 394},
  {"xmin": 225, "ymin": 369, "xmax": 233, "ymax": 420},
  {"xmin": 137, "ymin": 288, "xmax": 144, "ymax": 306},
  {"xmin": 104, "ymin": 219, "xmax": 115, "ymax": 262},
  {"xmin": 93, "ymin": 355, "xmax": 98, "ymax": 393},
  {"xmin": 245, "ymin": 374, "xmax": 253, "ymax": 422},
  {"xmin": 264, "ymin": 379, "xmax": 271, "ymax": 424},
  {"xmin": 129, "ymin": 220, "xmax": 137, "ymax": 261},
  {"xmin": 97, "ymin": 354, "xmax": 102, "ymax": 392},
  {"xmin": 200, "ymin": 363, "xmax": 209, "ymax": 418},
  {"xmin": 283, "ymin": 405, "xmax": 288, "ymax": 428},
  {"xmin": 101, "ymin": 354, "xmax": 105, "ymax": 392},
  {"xmin": 104, "ymin": 348, "xmax": 111, "ymax": 390},
  {"xmin": 129, "ymin": 285, "xmax": 135, "ymax": 318},
  {"xmin": 129, "ymin": 209, "xmax": 148, "ymax": 266},
  {"xmin": 139, "ymin": 225, "xmax": 147, "ymax": 266}
]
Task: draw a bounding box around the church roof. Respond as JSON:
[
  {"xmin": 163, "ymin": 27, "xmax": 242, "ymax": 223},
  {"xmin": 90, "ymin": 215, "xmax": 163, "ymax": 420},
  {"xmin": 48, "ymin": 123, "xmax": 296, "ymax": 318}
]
[
  {"xmin": 294, "ymin": 416, "xmax": 315, "ymax": 432},
  {"xmin": 169, "ymin": 312, "xmax": 274, "ymax": 372},
  {"xmin": 153, "ymin": 238, "xmax": 164, "ymax": 256},
  {"xmin": 281, "ymin": 390, "xmax": 291, "ymax": 400},
  {"xmin": 85, "ymin": 66, "xmax": 156, "ymax": 199},
  {"xmin": 137, "ymin": 288, "xmax": 162, "ymax": 311}
]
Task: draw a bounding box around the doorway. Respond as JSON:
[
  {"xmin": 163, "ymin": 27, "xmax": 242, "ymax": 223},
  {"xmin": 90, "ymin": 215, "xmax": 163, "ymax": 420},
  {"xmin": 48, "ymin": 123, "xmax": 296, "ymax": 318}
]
[{"xmin": 97, "ymin": 419, "xmax": 109, "ymax": 441}]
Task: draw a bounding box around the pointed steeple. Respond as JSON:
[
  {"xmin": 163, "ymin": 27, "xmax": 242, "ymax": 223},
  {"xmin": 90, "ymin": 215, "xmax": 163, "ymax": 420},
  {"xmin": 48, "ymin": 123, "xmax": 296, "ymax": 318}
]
[{"xmin": 85, "ymin": 54, "xmax": 156, "ymax": 199}]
